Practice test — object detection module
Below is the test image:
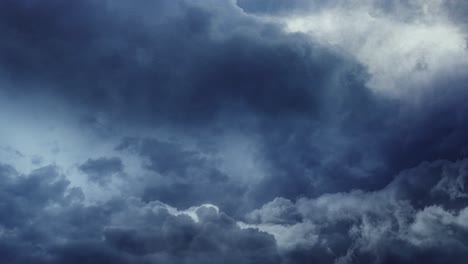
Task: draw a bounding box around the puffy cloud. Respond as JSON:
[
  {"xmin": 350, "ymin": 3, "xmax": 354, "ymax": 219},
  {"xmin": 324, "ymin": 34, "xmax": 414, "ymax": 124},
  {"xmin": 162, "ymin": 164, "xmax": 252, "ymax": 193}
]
[
  {"xmin": 0, "ymin": 162, "xmax": 281, "ymax": 264},
  {"xmin": 243, "ymin": 158, "xmax": 468, "ymax": 263},
  {"xmin": 1, "ymin": 0, "xmax": 468, "ymax": 263},
  {"xmin": 246, "ymin": 197, "xmax": 302, "ymax": 225},
  {"xmin": 241, "ymin": 0, "xmax": 468, "ymax": 97}
]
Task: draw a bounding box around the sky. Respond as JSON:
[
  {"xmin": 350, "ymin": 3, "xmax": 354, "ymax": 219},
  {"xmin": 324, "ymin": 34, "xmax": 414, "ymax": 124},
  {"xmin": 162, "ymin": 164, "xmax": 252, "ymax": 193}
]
[{"xmin": 0, "ymin": 0, "xmax": 468, "ymax": 263}]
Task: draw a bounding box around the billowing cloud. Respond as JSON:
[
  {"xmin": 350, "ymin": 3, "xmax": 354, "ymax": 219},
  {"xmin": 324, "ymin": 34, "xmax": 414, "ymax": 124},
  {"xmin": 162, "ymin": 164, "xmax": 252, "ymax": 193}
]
[
  {"xmin": 242, "ymin": 158, "xmax": 468, "ymax": 263},
  {"xmin": 0, "ymin": 163, "xmax": 281, "ymax": 264},
  {"xmin": 240, "ymin": 0, "xmax": 468, "ymax": 96},
  {"xmin": 1, "ymin": 0, "xmax": 468, "ymax": 263}
]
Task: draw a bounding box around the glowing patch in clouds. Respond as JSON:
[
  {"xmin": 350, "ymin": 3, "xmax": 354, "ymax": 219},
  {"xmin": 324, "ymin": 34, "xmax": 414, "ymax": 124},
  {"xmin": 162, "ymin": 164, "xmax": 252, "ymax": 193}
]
[{"xmin": 257, "ymin": 2, "xmax": 468, "ymax": 97}]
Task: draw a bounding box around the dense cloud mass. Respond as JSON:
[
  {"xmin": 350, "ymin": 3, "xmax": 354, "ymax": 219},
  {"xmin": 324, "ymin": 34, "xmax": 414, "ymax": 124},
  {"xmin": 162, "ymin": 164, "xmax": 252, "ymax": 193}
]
[
  {"xmin": 79, "ymin": 157, "xmax": 124, "ymax": 185},
  {"xmin": 0, "ymin": 0, "xmax": 468, "ymax": 263}
]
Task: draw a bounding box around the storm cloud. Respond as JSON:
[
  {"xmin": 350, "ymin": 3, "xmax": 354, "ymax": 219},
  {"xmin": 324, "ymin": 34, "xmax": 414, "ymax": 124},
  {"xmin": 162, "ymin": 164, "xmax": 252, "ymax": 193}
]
[
  {"xmin": 79, "ymin": 157, "xmax": 124, "ymax": 185},
  {"xmin": 1, "ymin": 0, "xmax": 468, "ymax": 263}
]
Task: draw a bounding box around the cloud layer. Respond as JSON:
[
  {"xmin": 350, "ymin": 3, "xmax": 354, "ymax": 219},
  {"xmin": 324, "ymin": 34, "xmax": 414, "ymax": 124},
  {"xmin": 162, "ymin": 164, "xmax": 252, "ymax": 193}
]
[{"xmin": 1, "ymin": 0, "xmax": 468, "ymax": 263}]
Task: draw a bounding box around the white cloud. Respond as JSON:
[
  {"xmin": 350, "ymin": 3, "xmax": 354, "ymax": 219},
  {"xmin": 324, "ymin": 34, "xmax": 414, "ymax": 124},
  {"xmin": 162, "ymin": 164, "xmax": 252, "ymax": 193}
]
[
  {"xmin": 239, "ymin": 220, "xmax": 319, "ymax": 249},
  {"xmin": 252, "ymin": 0, "xmax": 468, "ymax": 97}
]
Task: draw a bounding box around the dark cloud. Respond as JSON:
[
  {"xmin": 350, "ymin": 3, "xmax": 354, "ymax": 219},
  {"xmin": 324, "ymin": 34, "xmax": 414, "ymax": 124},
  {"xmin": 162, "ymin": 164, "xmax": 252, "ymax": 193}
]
[
  {"xmin": 79, "ymin": 157, "xmax": 124, "ymax": 185},
  {"xmin": 104, "ymin": 203, "xmax": 281, "ymax": 264},
  {"xmin": 248, "ymin": 74, "xmax": 468, "ymax": 205},
  {"xmin": 443, "ymin": 1, "xmax": 468, "ymax": 29},
  {"xmin": 0, "ymin": 164, "xmax": 71, "ymax": 229},
  {"xmin": 1, "ymin": 0, "xmax": 468, "ymax": 263},
  {"xmin": 116, "ymin": 137, "xmax": 244, "ymax": 213},
  {"xmin": 245, "ymin": 158, "xmax": 468, "ymax": 264},
  {"xmin": 0, "ymin": 162, "xmax": 281, "ymax": 264},
  {"xmin": 0, "ymin": 0, "xmax": 396, "ymax": 203},
  {"xmin": 236, "ymin": 0, "xmax": 327, "ymax": 15},
  {"xmin": 0, "ymin": 0, "xmax": 358, "ymax": 126}
]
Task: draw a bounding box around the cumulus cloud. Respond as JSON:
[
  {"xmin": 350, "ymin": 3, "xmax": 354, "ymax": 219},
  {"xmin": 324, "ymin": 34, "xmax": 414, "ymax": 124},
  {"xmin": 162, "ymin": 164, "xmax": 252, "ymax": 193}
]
[
  {"xmin": 0, "ymin": 162, "xmax": 281, "ymax": 264},
  {"xmin": 242, "ymin": 158, "xmax": 468, "ymax": 263},
  {"xmin": 1, "ymin": 0, "xmax": 468, "ymax": 263},
  {"xmin": 240, "ymin": 0, "xmax": 468, "ymax": 97}
]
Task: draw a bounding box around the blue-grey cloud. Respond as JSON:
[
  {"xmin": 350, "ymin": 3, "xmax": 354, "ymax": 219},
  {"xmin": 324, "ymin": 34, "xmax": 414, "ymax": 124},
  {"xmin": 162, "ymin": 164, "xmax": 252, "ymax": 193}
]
[
  {"xmin": 1, "ymin": 0, "xmax": 468, "ymax": 263},
  {"xmin": 0, "ymin": 163, "xmax": 281, "ymax": 264},
  {"xmin": 244, "ymin": 158, "xmax": 468, "ymax": 264},
  {"xmin": 116, "ymin": 137, "xmax": 244, "ymax": 213},
  {"xmin": 79, "ymin": 157, "xmax": 124, "ymax": 185}
]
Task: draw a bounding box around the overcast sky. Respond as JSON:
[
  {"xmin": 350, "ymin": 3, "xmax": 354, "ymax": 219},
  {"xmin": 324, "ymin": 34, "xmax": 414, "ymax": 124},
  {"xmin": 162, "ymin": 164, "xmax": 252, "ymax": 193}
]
[{"xmin": 1, "ymin": 1, "xmax": 468, "ymax": 263}]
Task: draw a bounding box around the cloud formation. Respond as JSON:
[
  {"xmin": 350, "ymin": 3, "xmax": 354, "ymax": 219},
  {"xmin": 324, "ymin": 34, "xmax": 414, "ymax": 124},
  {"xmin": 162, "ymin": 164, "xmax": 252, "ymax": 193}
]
[
  {"xmin": 242, "ymin": 159, "xmax": 468, "ymax": 263},
  {"xmin": 79, "ymin": 157, "xmax": 124, "ymax": 185},
  {"xmin": 239, "ymin": 0, "xmax": 468, "ymax": 96},
  {"xmin": 0, "ymin": 0, "xmax": 468, "ymax": 263},
  {"xmin": 0, "ymin": 163, "xmax": 281, "ymax": 264}
]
